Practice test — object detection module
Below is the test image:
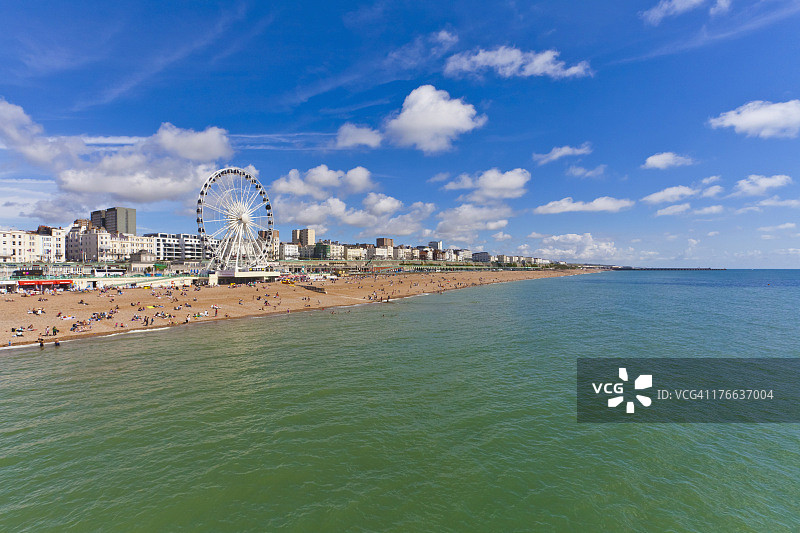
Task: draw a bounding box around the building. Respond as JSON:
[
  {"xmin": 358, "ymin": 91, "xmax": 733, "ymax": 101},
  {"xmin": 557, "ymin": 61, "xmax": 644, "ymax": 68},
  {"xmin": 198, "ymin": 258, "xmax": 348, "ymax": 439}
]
[
  {"xmin": 68, "ymin": 224, "xmax": 156, "ymax": 262},
  {"xmin": 291, "ymin": 228, "xmax": 315, "ymax": 247},
  {"xmin": 344, "ymin": 246, "xmax": 366, "ymax": 261},
  {"xmin": 91, "ymin": 207, "xmax": 136, "ymax": 235},
  {"xmin": 144, "ymin": 233, "xmax": 209, "ymax": 262},
  {"xmin": 314, "ymin": 240, "xmax": 345, "ymax": 260},
  {"xmin": 472, "ymin": 252, "xmax": 491, "ymax": 262},
  {"xmin": 428, "ymin": 240, "xmax": 443, "ymax": 250},
  {"xmin": 376, "ymin": 237, "xmax": 394, "ymax": 247},
  {"xmin": 0, "ymin": 227, "xmax": 68, "ymax": 263},
  {"xmin": 367, "ymin": 246, "xmax": 393, "ymax": 260},
  {"xmin": 279, "ymin": 242, "xmax": 299, "ymax": 260}
]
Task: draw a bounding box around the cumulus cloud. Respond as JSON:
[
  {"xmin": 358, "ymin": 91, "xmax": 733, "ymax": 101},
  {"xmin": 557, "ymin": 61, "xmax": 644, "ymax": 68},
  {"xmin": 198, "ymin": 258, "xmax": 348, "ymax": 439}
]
[
  {"xmin": 701, "ymin": 175, "xmax": 721, "ymax": 185},
  {"xmin": 656, "ymin": 203, "xmax": 691, "ymax": 216},
  {"xmin": 154, "ymin": 122, "xmax": 233, "ymax": 161},
  {"xmin": 694, "ymin": 205, "xmax": 723, "ymax": 215},
  {"xmin": 641, "ymin": 0, "xmax": 728, "ymax": 25},
  {"xmin": 492, "ymin": 231, "xmax": 512, "ymax": 241},
  {"xmin": 641, "ymin": 185, "xmax": 698, "ymax": 204},
  {"xmin": 443, "ymin": 168, "xmax": 531, "ymax": 202},
  {"xmin": 707, "ymin": 231, "xmax": 720, "ymax": 236},
  {"xmin": 536, "ymin": 233, "xmax": 619, "ymax": 261},
  {"xmin": 532, "ymin": 142, "xmax": 592, "ymax": 165},
  {"xmin": 272, "ymin": 165, "xmax": 376, "ymax": 200},
  {"xmin": 371, "ymin": 201, "xmax": 436, "ymax": 236},
  {"xmin": 444, "ymin": 46, "xmax": 592, "ymax": 79},
  {"xmin": 733, "ymin": 174, "xmax": 792, "ymax": 196},
  {"xmin": 385, "ymin": 85, "xmax": 486, "ymax": 153},
  {"xmin": 363, "ymin": 192, "xmax": 403, "ymax": 216},
  {"xmin": 435, "ymin": 203, "xmax": 511, "ymax": 242},
  {"xmin": 709, "ymin": 100, "xmax": 800, "ymax": 138},
  {"xmin": 702, "ymin": 185, "xmax": 724, "ymax": 197},
  {"xmin": 0, "ymin": 99, "xmax": 235, "ymax": 222},
  {"xmin": 566, "ymin": 164, "xmax": 606, "ymax": 178},
  {"xmin": 534, "ymin": 196, "xmax": 634, "ymax": 214},
  {"xmin": 335, "ymin": 123, "xmax": 382, "ymax": 148},
  {"xmin": 642, "ymin": 152, "xmax": 695, "ymax": 169}
]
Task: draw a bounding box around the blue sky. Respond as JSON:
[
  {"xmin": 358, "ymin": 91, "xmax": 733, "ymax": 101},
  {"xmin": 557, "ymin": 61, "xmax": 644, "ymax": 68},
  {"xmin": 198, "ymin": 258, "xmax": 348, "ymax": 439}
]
[{"xmin": 1, "ymin": 0, "xmax": 800, "ymax": 266}]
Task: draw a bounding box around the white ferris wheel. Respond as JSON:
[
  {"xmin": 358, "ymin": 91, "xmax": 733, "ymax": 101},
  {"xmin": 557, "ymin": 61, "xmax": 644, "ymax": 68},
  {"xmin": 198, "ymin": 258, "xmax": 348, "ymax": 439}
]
[{"xmin": 196, "ymin": 167, "xmax": 274, "ymax": 271}]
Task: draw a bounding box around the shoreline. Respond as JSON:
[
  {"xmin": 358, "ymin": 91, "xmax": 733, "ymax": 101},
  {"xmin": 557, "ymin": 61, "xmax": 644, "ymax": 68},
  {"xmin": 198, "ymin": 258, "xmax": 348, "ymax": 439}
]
[{"xmin": 2, "ymin": 269, "xmax": 596, "ymax": 351}]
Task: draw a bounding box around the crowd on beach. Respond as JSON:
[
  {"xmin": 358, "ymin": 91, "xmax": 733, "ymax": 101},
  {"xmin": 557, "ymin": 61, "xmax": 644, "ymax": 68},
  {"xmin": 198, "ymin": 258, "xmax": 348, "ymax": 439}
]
[{"xmin": 2, "ymin": 269, "xmax": 588, "ymax": 348}]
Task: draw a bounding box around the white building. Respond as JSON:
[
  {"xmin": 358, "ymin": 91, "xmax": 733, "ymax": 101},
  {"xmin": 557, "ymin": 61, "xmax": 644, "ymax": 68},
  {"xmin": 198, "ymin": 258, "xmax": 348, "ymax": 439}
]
[
  {"xmin": 344, "ymin": 247, "xmax": 366, "ymax": 261},
  {"xmin": 0, "ymin": 227, "xmax": 68, "ymax": 263},
  {"xmin": 145, "ymin": 233, "xmax": 210, "ymax": 261},
  {"xmin": 367, "ymin": 246, "xmax": 393, "ymax": 260},
  {"xmin": 279, "ymin": 242, "xmax": 299, "ymax": 260},
  {"xmin": 472, "ymin": 252, "xmax": 491, "ymax": 262}
]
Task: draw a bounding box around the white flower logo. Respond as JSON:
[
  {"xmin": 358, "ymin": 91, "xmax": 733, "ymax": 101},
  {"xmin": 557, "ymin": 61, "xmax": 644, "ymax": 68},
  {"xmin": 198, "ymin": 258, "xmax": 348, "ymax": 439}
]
[{"xmin": 608, "ymin": 367, "xmax": 652, "ymax": 413}]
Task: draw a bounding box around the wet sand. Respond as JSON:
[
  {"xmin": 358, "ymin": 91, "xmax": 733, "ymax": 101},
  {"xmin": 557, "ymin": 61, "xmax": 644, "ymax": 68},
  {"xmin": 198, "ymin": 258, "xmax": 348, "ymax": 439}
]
[{"xmin": 2, "ymin": 269, "xmax": 595, "ymax": 348}]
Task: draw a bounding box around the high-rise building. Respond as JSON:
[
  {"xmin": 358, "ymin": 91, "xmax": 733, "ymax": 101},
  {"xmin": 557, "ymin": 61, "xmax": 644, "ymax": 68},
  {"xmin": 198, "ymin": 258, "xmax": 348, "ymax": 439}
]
[
  {"xmin": 428, "ymin": 240, "xmax": 443, "ymax": 250},
  {"xmin": 91, "ymin": 207, "xmax": 137, "ymax": 235},
  {"xmin": 376, "ymin": 237, "xmax": 394, "ymax": 247},
  {"xmin": 291, "ymin": 228, "xmax": 315, "ymax": 246}
]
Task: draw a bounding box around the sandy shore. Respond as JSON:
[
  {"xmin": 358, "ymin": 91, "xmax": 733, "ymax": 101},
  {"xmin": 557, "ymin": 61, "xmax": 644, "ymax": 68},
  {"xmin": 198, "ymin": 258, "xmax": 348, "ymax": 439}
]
[{"xmin": 2, "ymin": 269, "xmax": 595, "ymax": 348}]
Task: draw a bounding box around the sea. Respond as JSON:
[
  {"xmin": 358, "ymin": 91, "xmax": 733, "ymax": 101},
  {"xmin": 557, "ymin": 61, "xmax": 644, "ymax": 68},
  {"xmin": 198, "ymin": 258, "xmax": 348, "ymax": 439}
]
[{"xmin": 1, "ymin": 270, "xmax": 799, "ymax": 531}]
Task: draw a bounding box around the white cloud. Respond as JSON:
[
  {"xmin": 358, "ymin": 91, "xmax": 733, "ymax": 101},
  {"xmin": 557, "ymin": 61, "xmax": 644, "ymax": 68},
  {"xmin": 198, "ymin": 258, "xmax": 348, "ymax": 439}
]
[
  {"xmin": 427, "ymin": 172, "xmax": 450, "ymax": 183},
  {"xmin": 363, "ymin": 192, "xmax": 402, "ymax": 216},
  {"xmin": 385, "ymin": 85, "xmax": 486, "ymax": 153},
  {"xmin": 492, "ymin": 231, "xmax": 512, "ymax": 241},
  {"xmin": 445, "ymin": 168, "xmax": 531, "ymax": 202},
  {"xmin": 757, "ymin": 196, "xmax": 800, "ymax": 208},
  {"xmin": 641, "ymin": 0, "xmax": 726, "ymax": 25},
  {"xmin": 335, "ymin": 123, "xmax": 382, "ymax": 148},
  {"xmin": 536, "ymin": 233, "xmax": 619, "ymax": 261},
  {"xmin": 702, "ymin": 185, "xmax": 724, "ymax": 197},
  {"xmin": 757, "ymin": 222, "xmax": 796, "ymax": 231},
  {"xmin": 701, "ymin": 175, "xmax": 721, "ymax": 185},
  {"xmin": 154, "ymin": 122, "xmax": 233, "ymax": 161},
  {"xmin": 694, "ymin": 205, "xmax": 723, "ymax": 215},
  {"xmin": 688, "ymin": 238, "xmax": 701, "ymax": 247},
  {"xmin": 761, "ymin": 234, "xmax": 778, "ymax": 240},
  {"xmin": 533, "ymin": 142, "xmax": 592, "ymax": 165},
  {"xmin": 444, "ymin": 46, "xmax": 592, "ymax": 79},
  {"xmin": 342, "ymin": 166, "xmax": 375, "ymax": 193},
  {"xmin": 271, "ymin": 165, "xmax": 376, "ymax": 200},
  {"xmin": 0, "ymin": 99, "xmax": 236, "ymax": 221},
  {"xmin": 435, "ymin": 203, "xmax": 512, "ymax": 242},
  {"xmin": 709, "ymin": 100, "xmax": 800, "ymax": 138},
  {"xmin": 371, "ymin": 201, "xmax": 436, "ymax": 237},
  {"xmin": 735, "ymin": 206, "xmax": 762, "ymax": 214},
  {"xmin": 707, "ymin": 231, "xmax": 720, "ymax": 236},
  {"xmin": 641, "ymin": 185, "xmax": 698, "ymax": 204},
  {"xmin": 656, "ymin": 203, "xmax": 691, "ymax": 216},
  {"xmin": 733, "ymin": 174, "xmax": 792, "ymax": 196},
  {"xmin": 567, "ymin": 164, "xmax": 606, "ymax": 178},
  {"xmin": 534, "ymin": 196, "xmax": 634, "ymax": 214},
  {"xmin": 642, "ymin": 152, "xmax": 695, "ymax": 169},
  {"xmin": 527, "ymin": 231, "xmax": 549, "ymax": 239}
]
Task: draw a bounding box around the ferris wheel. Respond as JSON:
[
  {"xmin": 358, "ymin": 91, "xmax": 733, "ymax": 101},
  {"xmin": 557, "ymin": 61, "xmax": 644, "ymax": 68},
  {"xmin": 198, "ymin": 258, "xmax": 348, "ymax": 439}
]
[{"xmin": 196, "ymin": 167, "xmax": 274, "ymax": 271}]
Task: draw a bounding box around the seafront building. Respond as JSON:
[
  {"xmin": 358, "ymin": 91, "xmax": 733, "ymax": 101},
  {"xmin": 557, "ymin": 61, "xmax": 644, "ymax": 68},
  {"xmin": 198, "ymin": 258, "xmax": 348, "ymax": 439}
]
[
  {"xmin": 2, "ymin": 217, "xmax": 553, "ymax": 274},
  {"xmin": 91, "ymin": 207, "xmax": 137, "ymax": 235}
]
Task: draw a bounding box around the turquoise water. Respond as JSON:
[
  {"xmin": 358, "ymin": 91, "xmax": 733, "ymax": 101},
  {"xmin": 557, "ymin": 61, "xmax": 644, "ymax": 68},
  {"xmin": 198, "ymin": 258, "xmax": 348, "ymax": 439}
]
[{"xmin": 2, "ymin": 270, "xmax": 799, "ymax": 531}]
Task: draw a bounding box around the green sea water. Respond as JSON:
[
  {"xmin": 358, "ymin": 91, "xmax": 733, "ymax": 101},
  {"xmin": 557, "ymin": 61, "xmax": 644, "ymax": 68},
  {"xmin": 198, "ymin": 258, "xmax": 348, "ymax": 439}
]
[{"xmin": 2, "ymin": 270, "xmax": 799, "ymax": 531}]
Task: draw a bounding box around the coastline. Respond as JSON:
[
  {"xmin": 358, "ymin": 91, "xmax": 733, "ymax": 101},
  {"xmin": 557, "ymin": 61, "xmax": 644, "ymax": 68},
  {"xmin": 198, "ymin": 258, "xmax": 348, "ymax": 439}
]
[{"xmin": 2, "ymin": 269, "xmax": 596, "ymax": 350}]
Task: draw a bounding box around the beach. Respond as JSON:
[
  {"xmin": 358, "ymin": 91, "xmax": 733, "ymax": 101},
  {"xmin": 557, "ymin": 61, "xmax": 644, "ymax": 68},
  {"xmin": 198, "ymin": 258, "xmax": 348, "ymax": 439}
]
[{"xmin": 2, "ymin": 269, "xmax": 592, "ymax": 348}]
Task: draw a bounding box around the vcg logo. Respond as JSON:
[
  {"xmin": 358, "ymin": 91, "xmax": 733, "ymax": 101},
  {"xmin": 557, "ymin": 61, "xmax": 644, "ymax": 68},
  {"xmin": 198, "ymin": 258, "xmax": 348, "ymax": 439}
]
[{"xmin": 592, "ymin": 367, "xmax": 653, "ymax": 414}]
